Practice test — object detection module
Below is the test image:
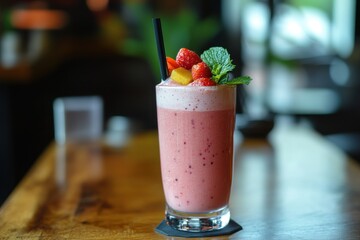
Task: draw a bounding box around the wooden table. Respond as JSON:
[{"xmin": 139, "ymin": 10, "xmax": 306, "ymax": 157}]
[{"xmin": 1, "ymin": 123, "xmax": 360, "ymax": 239}]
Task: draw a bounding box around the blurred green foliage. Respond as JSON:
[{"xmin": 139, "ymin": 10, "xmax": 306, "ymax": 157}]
[
  {"xmin": 120, "ymin": 3, "xmax": 220, "ymax": 82},
  {"xmin": 289, "ymin": 0, "xmax": 332, "ymax": 16}
]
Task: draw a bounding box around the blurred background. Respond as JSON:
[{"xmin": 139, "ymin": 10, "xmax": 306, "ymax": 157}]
[{"xmin": 0, "ymin": 0, "xmax": 359, "ymax": 204}]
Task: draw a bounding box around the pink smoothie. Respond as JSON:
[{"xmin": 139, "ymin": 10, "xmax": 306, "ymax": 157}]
[{"xmin": 156, "ymin": 81, "xmax": 236, "ymax": 213}]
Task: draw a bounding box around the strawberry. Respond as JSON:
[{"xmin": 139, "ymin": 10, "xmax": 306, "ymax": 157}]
[
  {"xmin": 191, "ymin": 62, "xmax": 212, "ymax": 80},
  {"xmin": 176, "ymin": 48, "xmax": 202, "ymax": 70},
  {"xmin": 189, "ymin": 77, "xmax": 216, "ymax": 86},
  {"xmin": 166, "ymin": 57, "xmax": 179, "ymax": 74}
]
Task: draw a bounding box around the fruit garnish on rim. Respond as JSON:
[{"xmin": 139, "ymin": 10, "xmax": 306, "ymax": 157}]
[
  {"xmin": 166, "ymin": 57, "xmax": 179, "ymax": 74},
  {"xmin": 176, "ymin": 48, "xmax": 202, "ymax": 70},
  {"xmin": 191, "ymin": 62, "xmax": 212, "ymax": 80},
  {"xmin": 170, "ymin": 67, "xmax": 193, "ymax": 85},
  {"xmin": 168, "ymin": 47, "xmax": 252, "ymax": 86}
]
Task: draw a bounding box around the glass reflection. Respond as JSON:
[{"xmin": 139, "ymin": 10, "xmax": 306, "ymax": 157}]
[{"xmin": 55, "ymin": 143, "xmax": 103, "ymax": 188}]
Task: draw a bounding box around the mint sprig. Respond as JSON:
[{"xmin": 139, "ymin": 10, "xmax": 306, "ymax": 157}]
[{"xmin": 200, "ymin": 47, "xmax": 252, "ymax": 85}]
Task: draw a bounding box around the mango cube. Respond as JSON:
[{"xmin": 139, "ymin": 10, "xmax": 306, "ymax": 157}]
[{"xmin": 170, "ymin": 67, "xmax": 193, "ymax": 85}]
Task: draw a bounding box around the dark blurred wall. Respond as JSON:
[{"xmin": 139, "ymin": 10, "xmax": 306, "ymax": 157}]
[{"xmin": 0, "ymin": 53, "xmax": 157, "ymax": 205}]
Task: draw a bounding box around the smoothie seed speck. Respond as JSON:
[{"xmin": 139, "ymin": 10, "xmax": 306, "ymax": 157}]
[{"xmin": 211, "ymin": 162, "xmax": 214, "ymax": 165}]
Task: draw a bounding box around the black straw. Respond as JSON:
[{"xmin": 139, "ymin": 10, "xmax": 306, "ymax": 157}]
[{"xmin": 153, "ymin": 18, "xmax": 169, "ymax": 81}]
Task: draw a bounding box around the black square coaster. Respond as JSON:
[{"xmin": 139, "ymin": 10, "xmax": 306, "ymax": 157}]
[{"xmin": 155, "ymin": 219, "xmax": 242, "ymax": 238}]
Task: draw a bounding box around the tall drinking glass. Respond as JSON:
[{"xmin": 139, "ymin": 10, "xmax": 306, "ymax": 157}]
[{"xmin": 156, "ymin": 82, "xmax": 236, "ymax": 232}]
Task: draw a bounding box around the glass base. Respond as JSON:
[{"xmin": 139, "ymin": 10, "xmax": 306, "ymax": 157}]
[{"xmin": 165, "ymin": 205, "xmax": 230, "ymax": 232}]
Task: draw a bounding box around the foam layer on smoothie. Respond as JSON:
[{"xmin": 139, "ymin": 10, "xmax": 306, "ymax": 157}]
[{"xmin": 156, "ymin": 79, "xmax": 236, "ymax": 111}]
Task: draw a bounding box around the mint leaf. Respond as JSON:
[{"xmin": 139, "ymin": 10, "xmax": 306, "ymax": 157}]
[
  {"xmin": 219, "ymin": 76, "xmax": 252, "ymax": 85},
  {"xmin": 200, "ymin": 47, "xmax": 235, "ymax": 83},
  {"xmin": 200, "ymin": 47, "xmax": 252, "ymax": 85}
]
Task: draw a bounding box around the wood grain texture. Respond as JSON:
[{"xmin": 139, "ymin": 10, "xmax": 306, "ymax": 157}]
[{"xmin": 1, "ymin": 125, "xmax": 360, "ymax": 239}]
